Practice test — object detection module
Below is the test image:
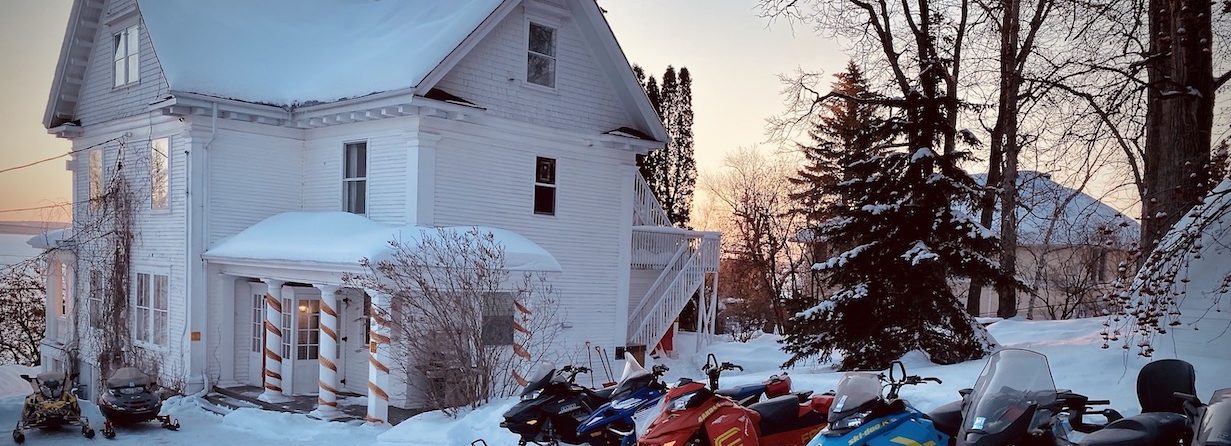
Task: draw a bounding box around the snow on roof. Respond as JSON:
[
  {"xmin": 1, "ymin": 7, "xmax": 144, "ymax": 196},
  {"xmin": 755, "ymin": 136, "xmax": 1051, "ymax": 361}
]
[
  {"xmin": 25, "ymin": 228, "xmax": 69, "ymax": 251},
  {"xmin": 137, "ymin": 0, "xmax": 503, "ymax": 106},
  {"xmin": 203, "ymin": 212, "xmax": 560, "ymax": 272},
  {"xmin": 970, "ymin": 171, "xmax": 1139, "ymax": 246}
]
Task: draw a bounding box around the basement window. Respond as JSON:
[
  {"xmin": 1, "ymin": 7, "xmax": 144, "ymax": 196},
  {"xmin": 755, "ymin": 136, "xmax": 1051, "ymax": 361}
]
[
  {"xmin": 527, "ymin": 22, "xmax": 557, "ymax": 88},
  {"xmin": 534, "ymin": 157, "xmax": 556, "ymax": 215},
  {"xmin": 113, "ymin": 24, "xmax": 140, "ymax": 87}
]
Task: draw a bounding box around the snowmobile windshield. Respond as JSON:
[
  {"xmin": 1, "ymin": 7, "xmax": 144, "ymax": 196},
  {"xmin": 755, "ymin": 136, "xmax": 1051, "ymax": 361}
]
[
  {"xmin": 520, "ymin": 367, "xmax": 556, "ymax": 398},
  {"xmin": 960, "ymin": 349, "xmax": 1056, "ymax": 441},
  {"xmin": 611, "ymin": 371, "xmax": 653, "ymax": 400},
  {"xmin": 39, "ymin": 379, "xmax": 63, "ymax": 399},
  {"xmin": 828, "ymin": 373, "xmax": 883, "ymax": 423}
]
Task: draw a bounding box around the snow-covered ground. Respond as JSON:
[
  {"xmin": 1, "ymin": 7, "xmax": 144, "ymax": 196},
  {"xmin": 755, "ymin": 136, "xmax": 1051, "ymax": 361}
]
[
  {"xmin": 3, "ymin": 315, "xmax": 1227, "ymax": 445},
  {"xmin": 0, "ymin": 364, "xmax": 385, "ymax": 445},
  {"xmin": 0, "ymin": 233, "xmax": 40, "ymax": 268},
  {"xmin": 381, "ymin": 315, "xmax": 1231, "ymax": 446}
]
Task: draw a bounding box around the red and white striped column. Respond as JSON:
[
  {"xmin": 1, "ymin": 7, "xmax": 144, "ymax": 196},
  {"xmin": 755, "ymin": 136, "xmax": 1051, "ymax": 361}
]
[
  {"xmin": 366, "ymin": 291, "xmax": 392, "ymax": 424},
  {"xmin": 313, "ymin": 284, "xmax": 342, "ymax": 419},
  {"xmin": 258, "ymin": 279, "xmax": 286, "ymax": 402}
]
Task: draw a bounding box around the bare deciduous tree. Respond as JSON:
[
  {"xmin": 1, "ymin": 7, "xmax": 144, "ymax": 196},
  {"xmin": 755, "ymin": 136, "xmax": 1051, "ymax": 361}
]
[
  {"xmin": 0, "ymin": 259, "xmax": 45, "ymax": 365},
  {"xmin": 345, "ymin": 228, "xmax": 563, "ymax": 415}
]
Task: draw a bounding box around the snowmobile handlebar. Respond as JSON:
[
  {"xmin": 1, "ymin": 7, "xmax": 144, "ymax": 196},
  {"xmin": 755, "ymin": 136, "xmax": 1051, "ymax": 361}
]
[{"xmin": 652, "ymin": 364, "xmax": 670, "ymax": 376}]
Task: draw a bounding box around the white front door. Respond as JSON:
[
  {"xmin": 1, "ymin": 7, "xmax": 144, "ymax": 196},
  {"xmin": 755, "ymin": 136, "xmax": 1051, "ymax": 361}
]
[{"xmin": 289, "ymin": 293, "xmax": 321, "ymax": 395}]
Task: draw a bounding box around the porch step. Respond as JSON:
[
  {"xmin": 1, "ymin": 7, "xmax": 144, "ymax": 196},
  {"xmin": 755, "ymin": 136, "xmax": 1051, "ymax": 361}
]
[{"xmin": 209, "ymin": 385, "xmax": 424, "ymax": 424}]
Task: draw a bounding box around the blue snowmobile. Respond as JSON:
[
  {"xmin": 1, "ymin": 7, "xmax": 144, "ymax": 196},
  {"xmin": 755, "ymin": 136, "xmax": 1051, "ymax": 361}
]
[
  {"xmin": 575, "ymin": 358, "xmax": 669, "ymax": 446},
  {"xmin": 806, "ymin": 360, "xmax": 955, "ymax": 446}
]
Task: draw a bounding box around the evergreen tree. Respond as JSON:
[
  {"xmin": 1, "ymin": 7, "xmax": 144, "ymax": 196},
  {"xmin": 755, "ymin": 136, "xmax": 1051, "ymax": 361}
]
[
  {"xmin": 782, "ymin": 143, "xmax": 1019, "ymax": 370},
  {"xmin": 633, "ymin": 65, "xmax": 698, "ymax": 228},
  {"xmin": 789, "ymin": 61, "xmax": 884, "ymax": 246}
]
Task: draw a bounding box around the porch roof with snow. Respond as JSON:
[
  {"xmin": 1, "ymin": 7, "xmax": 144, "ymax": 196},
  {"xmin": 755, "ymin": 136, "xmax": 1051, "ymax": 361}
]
[{"xmin": 202, "ymin": 212, "xmax": 561, "ymax": 273}]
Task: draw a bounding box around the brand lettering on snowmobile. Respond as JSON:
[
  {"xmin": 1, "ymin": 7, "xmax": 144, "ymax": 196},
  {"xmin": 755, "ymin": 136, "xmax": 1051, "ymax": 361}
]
[
  {"xmin": 714, "ymin": 426, "xmax": 742, "ymax": 446},
  {"xmin": 698, "ymin": 404, "xmax": 719, "ymax": 423},
  {"xmin": 848, "ymin": 419, "xmax": 892, "ymax": 445}
]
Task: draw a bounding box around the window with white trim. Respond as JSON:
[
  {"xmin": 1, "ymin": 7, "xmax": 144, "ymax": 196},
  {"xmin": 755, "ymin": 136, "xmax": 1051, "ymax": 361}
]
[
  {"xmin": 134, "ymin": 272, "xmax": 169, "ymax": 346},
  {"xmin": 89, "ymin": 270, "xmax": 103, "ymax": 328},
  {"xmin": 251, "ymin": 293, "xmax": 262, "ymax": 353},
  {"xmin": 113, "ymin": 24, "xmax": 140, "ymax": 87},
  {"xmin": 481, "ymin": 292, "xmax": 515, "ymax": 346},
  {"xmin": 343, "ymin": 141, "xmax": 367, "ymax": 214},
  {"xmin": 89, "ymin": 150, "xmax": 103, "ymax": 207},
  {"xmin": 281, "ymin": 298, "xmax": 291, "ymax": 359},
  {"xmin": 526, "ymin": 22, "xmax": 556, "ymax": 88},
  {"xmin": 534, "ymin": 157, "xmax": 556, "ymax": 215},
  {"xmin": 150, "ymin": 138, "xmax": 169, "ymax": 209},
  {"xmin": 58, "ymin": 264, "xmax": 71, "ymax": 317},
  {"xmin": 296, "ymin": 300, "xmax": 320, "ymax": 360}
]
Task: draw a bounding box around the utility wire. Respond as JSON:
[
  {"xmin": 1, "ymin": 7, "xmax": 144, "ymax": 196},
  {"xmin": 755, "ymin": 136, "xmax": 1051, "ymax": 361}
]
[
  {"xmin": 0, "ymin": 203, "xmax": 70, "ymax": 214},
  {"xmin": 0, "ymin": 136, "xmax": 125, "ymax": 175}
]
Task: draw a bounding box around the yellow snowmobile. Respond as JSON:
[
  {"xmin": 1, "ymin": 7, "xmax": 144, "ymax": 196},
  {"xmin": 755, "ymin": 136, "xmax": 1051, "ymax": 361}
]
[{"xmin": 11, "ymin": 371, "xmax": 95, "ymax": 444}]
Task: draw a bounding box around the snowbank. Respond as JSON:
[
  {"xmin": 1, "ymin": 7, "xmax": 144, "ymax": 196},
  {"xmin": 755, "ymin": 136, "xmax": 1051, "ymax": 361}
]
[
  {"xmin": 204, "ymin": 212, "xmax": 561, "ymax": 272},
  {"xmin": 0, "ymin": 233, "xmax": 41, "ymax": 267},
  {"xmin": 379, "ymin": 398, "xmax": 520, "ymax": 446},
  {"xmin": 137, "ymin": 0, "xmax": 503, "ymax": 106},
  {"xmin": 0, "ymin": 364, "xmax": 37, "ymax": 398}
]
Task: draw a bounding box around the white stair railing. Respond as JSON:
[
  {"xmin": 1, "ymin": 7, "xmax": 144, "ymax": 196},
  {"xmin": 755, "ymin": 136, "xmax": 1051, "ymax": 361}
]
[
  {"xmin": 633, "ymin": 173, "xmax": 673, "ymax": 227},
  {"xmin": 627, "ymin": 234, "xmax": 719, "ymax": 348}
]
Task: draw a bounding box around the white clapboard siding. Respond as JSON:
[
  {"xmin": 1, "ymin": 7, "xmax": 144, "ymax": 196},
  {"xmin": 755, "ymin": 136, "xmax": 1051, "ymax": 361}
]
[
  {"xmin": 434, "ymin": 6, "xmax": 630, "ymax": 136},
  {"xmin": 205, "ymin": 120, "xmax": 304, "ymax": 246},
  {"xmin": 427, "ymin": 118, "xmax": 635, "ymax": 352},
  {"xmin": 302, "ymin": 118, "xmax": 413, "ymax": 225},
  {"xmin": 75, "ymin": 0, "xmax": 171, "ymax": 127}
]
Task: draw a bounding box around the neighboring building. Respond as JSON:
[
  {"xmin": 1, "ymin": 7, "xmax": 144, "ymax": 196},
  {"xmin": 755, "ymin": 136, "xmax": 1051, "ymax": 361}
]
[{"xmin": 32, "ymin": 0, "xmax": 718, "ymax": 423}]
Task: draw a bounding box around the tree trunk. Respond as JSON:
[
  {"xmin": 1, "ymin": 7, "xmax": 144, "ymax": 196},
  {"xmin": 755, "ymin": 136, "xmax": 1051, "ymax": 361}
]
[
  {"xmin": 994, "ymin": 0, "xmax": 1022, "ymax": 319},
  {"xmin": 967, "ymin": 147, "xmax": 1002, "ymax": 316},
  {"xmin": 1141, "ymin": 0, "xmax": 1214, "ymax": 255}
]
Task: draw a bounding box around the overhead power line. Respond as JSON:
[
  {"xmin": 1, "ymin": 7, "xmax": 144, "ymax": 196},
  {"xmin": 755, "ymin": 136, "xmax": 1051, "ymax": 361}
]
[{"xmin": 0, "ymin": 136, "xmax": 125, "ymax": 176}]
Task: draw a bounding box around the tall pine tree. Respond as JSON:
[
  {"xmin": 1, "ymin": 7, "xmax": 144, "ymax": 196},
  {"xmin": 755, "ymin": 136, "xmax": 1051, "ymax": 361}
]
[
  {"xmin": 634, "ymin": 65, "xmax": 698, "ymax": 228},
  {"xmin": 789, "ymin": 61, "xmax": 884, "ymax": 245},
  {"xmin": 782, "ymin": 73, "xmax": 1022, "ymax": 371}
]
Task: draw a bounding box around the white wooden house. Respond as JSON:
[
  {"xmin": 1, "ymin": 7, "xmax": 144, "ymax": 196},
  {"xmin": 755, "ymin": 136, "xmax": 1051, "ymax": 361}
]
[{"xmin": 34, "ymin": 0, "xmax": 719, "ymax": 423}]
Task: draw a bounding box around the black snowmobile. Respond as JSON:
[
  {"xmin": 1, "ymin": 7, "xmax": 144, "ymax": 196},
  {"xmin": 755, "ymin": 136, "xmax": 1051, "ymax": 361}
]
[
  {"xmin": 11, "ymin": 371, "xmax": 95, "ymax": 444},
  {"xmin": 500, "ymin": 365, "xmax": 616, "ymax": 446},
  {"xmin": 97, "ymin": 367, "xmax": 180, "ymax": 438},
  {"xmin": 1078, "ymin": 358, "xmax": 1231, "ymax": 446}
]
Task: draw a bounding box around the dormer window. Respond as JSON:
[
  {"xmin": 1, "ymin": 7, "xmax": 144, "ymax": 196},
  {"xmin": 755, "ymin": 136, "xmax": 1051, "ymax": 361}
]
[
  {"xmin": 113, "ymin": 24, "xmax": 140, "ymax": 87},
  {"xmin": 527, "ymin": 22, "xmax": 556, "ymax": 88}
]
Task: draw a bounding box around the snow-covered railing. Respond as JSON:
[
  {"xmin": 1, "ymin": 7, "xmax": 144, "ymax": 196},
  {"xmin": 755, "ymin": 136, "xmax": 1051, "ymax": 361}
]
[
  {"xmin": 633, "ymin": 173, "xmax": 673, "ymax": 227},
  {"xmin": 631, "ymin": 225, "xmax": 693, "ymax": 269},
  {"xmin": 628, "ymin": 232, "xmax": 720, "ymax": 349}
]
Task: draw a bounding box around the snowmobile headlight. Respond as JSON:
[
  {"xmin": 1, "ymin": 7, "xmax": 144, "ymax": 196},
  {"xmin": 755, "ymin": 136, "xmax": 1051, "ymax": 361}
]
[
  {"xmin": 521, "ymin": 389, "xmax": 543, "ymax": 401},
  {"xmin": 833, "ymin": 410, "xmax": 872, "ymax": 430},
  {"xmin": 668, "ymin": 391, "xmax": 702, "ymax": 412}
]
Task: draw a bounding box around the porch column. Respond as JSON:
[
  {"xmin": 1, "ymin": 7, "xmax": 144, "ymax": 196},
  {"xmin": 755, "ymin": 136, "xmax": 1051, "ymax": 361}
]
[
  {"xmin": 259, "ymin": 279, "xmax": 287, "ymax": 402},
  {"xmin": 366, "ymin": 290, "xmax": 392, "ymax": 424},
  {"xmin": 312, "ymin": 284, "xmax": 342, "ymax": 419}
]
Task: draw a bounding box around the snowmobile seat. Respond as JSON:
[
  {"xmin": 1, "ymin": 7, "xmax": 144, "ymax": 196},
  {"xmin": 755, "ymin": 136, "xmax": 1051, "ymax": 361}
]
[
  {"xmin": 1077, "ymin": 412, "xmax": 1188, "ymax": 446},
  {"xmin": 926, "ymin": 399, "xmax": 964, "ymax": 438},
  {"xmin": 1137, "ymin": 359, "xmax": 1195, "ymax": 414},
  {"xmin": 716, "ymin": 383, "xmax": 766, "ymax": 404},
  {"xmin": 750, "ymin": 394, "xmax": 825, "ymax": 436}
]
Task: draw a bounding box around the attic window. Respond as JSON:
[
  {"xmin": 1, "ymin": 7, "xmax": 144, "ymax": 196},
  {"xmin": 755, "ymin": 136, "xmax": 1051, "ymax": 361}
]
[
  {"xmin": 527, "ymin": 22, "xmax": 556, "ymax": 88},
  {"xmin": 113, "ymin": 25, "xmax": 140, "ymax": 87}
]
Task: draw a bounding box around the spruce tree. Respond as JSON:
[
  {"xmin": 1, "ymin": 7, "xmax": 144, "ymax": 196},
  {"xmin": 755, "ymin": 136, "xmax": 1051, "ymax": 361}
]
[{"xmin": 789, "ymin": 61, "xmax": 884, "ymax": 245}]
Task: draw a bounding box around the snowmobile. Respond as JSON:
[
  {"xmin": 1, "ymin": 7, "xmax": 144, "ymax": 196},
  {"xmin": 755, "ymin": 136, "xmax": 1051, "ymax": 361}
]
[
  {"xmin": 638, "ymin": 366, "xmax": 832, "ymax": 446},
  {"xmin": 954, "ymin": 348, "xmax": 1122, "ymax": 446},
  {"xmin": 500, "ymin": 365, "xmax": 616, "ymax": 446},
  {"xmin": 11, "ymin": 371, "xmax": 95, "ymax": 444},
  {"xmin": 698, "ymin": 353, "xmax": 795, "ymax": 406},
  {"xmin": 804, "ymin": 360, "xmax": 951, "ymax": 446},
  {"xmin": 97, "ymin": 367, "xmax": 180, "ymax": 438},
  {"xmin": 1078, "ymin": 358, "xmax": 1231, "ymax": 446},
  {"xmin": 575, "ymin": 359, "xmax": 669, "ymax": 446}
]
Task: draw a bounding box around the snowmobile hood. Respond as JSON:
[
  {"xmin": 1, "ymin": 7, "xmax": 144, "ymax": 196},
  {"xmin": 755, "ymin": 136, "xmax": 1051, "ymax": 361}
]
[{"xmin": 107, "ymin": 367, "xmax": 152, "ymax": 388}]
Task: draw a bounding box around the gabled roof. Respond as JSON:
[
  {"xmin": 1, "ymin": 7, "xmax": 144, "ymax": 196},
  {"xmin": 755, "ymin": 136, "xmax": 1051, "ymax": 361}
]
[
  {"xmin": 971, "ymin": 171, "xmax": 1139, "ymax": 246},
  {"xmin": 45, "ymin": 0, "xmax": 669, "ymax": 143},
  {"xmin": 137, "ymin": 0, "xmax": 504, "ymax": 106}
]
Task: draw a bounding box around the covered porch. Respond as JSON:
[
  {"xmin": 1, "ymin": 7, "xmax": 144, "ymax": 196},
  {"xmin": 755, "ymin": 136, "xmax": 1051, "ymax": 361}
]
[{"xmin": 202, "ymin": 212, "xmax": 560, "ymax": 424}]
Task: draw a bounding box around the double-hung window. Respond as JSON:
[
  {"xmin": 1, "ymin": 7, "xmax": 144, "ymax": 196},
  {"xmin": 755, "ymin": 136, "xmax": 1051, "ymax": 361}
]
[
  {"xmin": 534, "ymin": 157, "xmax": 556, "ymax": 215},
  {"xmin": 134, "ymin": 272, "xmax": 169, "ymax": 346},
  {"xmin": 343, "ymin": 142, "xmax": 367, "ymax": 214},
  {"xmin": 527, "ymin": 22, "xmax": 557, "ymax": 88},
  {"xmin": 151, "ymin": 138, "xmax": 170, "ymax": 210},
  {"xmin": 481, "ymin": 292, "xmax": 515, "ymax": 346},
  {"xmin": 88, "ymin": 150, "xmax": 103, "ymax": 208},
  {"xmin": 113, "ymin": 25, "xmax": 140, "ymax": 87}
]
